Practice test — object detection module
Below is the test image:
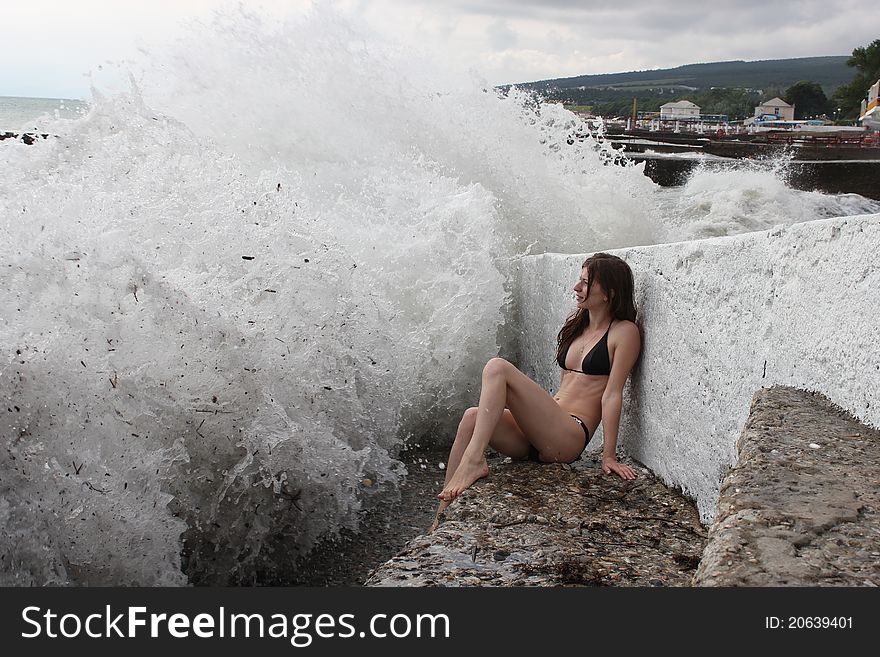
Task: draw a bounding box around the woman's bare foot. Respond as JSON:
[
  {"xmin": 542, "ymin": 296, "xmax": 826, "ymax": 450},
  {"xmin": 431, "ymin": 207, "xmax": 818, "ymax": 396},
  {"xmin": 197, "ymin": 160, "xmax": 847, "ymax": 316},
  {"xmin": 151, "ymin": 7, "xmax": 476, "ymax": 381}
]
[{"xmin": 437, "ymin": 456, "xmax": 489, "ymax": 501}]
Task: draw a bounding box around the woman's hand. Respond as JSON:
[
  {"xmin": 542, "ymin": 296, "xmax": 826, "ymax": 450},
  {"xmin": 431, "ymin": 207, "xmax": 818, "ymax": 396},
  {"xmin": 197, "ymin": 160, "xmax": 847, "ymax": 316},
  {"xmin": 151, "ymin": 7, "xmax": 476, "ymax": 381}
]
[{"xmin": 602, "ymin": 457, "xmax": 637, "ymax": 480}]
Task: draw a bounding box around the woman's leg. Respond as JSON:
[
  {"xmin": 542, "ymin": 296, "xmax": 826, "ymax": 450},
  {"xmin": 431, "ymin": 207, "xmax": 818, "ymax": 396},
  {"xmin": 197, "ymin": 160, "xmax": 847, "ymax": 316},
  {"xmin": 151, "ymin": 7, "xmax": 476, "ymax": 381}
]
[
  {"xmin": 430, "ymin": 406, "xmax": 531, "ymax": 532},
  {"xmin": 441, "ymin": 408, "xmax": 479, "ymax": 488},
  {"xmin": 442, "ymin": 408, "xmax": 532, "ymax": 487},
  {"xmin": 438, "ymin": 358, "xmax": 585, "ymax": 501}
]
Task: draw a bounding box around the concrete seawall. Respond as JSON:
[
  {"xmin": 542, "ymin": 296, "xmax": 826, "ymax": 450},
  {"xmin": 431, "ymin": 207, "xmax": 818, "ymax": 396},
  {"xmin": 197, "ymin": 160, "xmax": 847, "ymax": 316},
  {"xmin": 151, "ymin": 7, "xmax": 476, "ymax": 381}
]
[{"xmin": 515, "ymin": 213, "xmax": 880, "ymax": 523}]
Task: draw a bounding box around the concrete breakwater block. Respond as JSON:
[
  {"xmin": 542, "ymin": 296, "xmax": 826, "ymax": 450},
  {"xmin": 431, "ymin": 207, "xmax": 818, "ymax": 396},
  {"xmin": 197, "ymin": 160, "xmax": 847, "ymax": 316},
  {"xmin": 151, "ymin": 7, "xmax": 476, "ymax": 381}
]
[
  {"xmin": 694, "ymin": 386, "xmax": 880, "ymax": 586},
  {"xmin": 365, "ymin": 455, "xmax": 706, "ymax": 587}
]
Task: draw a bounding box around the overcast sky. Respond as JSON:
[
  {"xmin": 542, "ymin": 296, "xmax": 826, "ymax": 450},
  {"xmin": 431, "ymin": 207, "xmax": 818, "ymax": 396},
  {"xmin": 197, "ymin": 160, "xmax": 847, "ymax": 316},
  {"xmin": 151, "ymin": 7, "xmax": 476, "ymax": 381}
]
[{"xmin": 2, "ymin": 0, "xmax": 877, "ymax": 99}]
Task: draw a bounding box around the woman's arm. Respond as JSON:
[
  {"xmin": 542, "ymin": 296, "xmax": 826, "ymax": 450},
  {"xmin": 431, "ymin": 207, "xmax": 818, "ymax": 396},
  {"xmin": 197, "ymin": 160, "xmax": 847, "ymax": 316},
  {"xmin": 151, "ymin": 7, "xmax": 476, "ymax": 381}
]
[{"xmin": 600, "ymin": 322, "xmax": 641, "ymax": 479}]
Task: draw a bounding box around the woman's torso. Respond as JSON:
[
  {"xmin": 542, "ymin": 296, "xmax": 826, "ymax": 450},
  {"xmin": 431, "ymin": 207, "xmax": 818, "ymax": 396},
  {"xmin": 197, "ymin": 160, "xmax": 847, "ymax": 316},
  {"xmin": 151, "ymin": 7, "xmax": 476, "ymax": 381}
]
[{"xmin": 553, "ymin": 319, "xmax": 618, "ymax": 434}]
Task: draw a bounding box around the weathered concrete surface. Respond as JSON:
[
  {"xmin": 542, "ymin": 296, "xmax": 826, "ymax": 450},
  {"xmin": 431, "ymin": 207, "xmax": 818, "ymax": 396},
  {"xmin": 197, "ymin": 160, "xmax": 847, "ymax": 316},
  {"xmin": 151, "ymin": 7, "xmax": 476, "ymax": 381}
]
[
  {"xmin": 694, "ymin": 386, "xmax": 880, "ymax": 586},
  {"xmin": 516, "ymin": 214, "xmax": 880, "ymax": 523},
  {"xmin": 365, "ymin": 453, "xmax": 705, "ymax": 586}
]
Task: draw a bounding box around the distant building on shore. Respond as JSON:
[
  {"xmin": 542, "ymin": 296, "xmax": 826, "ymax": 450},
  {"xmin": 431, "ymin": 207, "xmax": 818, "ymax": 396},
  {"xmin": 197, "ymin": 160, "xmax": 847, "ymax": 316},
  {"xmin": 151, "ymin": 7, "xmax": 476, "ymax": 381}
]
[
  {"xmin": 755, "ymin": 97, "xmax": 795, "ymax": 121},
  {"xmin": 659, "ymin": 100, "xmax": 701, "ymax": 120},
  {"xmin": 860, "ymin": 80, "xmax": 879, "ymax": 130}
]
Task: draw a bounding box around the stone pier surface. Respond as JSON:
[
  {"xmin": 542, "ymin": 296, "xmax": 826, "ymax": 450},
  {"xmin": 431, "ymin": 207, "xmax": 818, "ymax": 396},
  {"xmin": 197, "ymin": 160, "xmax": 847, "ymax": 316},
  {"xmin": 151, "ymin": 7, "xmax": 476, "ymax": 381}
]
[
  {"xmin": 694, "ymin": 386, "xmax": 880, "ymax": 586},
  {"xmin": 366, "ymin": 386, "xmax": 878, "ymax": 587},
  {"xmin": 365, "ymin": 454, "xmax": 706, "ymax": 586}
]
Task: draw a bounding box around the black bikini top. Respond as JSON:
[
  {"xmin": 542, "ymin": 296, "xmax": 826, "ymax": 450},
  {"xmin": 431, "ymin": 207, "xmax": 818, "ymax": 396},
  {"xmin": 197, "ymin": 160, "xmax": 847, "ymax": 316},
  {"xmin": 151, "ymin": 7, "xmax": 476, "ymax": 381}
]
[{"xmin": 558, "ymin": 321, "xmax": 613, "ymax": 376}]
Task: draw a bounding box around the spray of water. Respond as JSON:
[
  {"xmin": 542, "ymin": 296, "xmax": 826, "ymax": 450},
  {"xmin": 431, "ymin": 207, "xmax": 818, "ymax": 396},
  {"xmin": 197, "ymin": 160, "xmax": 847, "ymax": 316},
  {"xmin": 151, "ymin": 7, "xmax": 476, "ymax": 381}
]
[{"xmin": 657, "ymin": 152, "xmax": 880, "ymax": 239}]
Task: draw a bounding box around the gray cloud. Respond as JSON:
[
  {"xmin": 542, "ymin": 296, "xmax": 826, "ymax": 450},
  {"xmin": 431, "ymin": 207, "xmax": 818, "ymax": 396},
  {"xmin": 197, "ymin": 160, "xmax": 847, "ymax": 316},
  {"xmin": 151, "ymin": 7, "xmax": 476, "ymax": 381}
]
[
  {"xmin": 411, "ymin": 0, "xmax": 872, "ymax": 42},
  {"xmin": 4, "ymin": 0, "xmax": 878, "ymax": 97},
  {"xmin": 377, "ymin": 0, "xmax": 877, "ymax": 83},
  {"xmin": 486, "ymin": 18, "xmax": 519, "ymax": 50}
]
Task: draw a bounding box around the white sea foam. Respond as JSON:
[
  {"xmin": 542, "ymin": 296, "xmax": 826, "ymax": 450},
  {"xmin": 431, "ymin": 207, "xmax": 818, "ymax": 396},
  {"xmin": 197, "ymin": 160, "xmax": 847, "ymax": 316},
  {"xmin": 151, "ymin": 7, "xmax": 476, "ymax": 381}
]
[
  {"xmin": 1, "ymin": 6, "xmax": 876, "ymax": 585},
  {"xmin": 656, "ymin": 153, "xmax": 880, "ymax": 239}
]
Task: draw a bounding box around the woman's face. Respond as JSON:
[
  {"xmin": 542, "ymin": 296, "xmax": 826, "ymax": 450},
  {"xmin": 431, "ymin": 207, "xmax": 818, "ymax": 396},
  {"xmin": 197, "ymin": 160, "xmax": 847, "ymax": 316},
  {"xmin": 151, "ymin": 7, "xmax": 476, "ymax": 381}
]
[{"xmin": 573, "ymin": 267, "xmax": 607, "ymax": 309}]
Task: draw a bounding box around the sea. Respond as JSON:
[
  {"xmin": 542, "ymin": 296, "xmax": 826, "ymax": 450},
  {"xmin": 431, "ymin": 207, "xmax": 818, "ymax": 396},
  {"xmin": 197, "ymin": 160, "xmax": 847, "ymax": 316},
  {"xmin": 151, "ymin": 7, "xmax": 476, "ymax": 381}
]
[
  {"xmin": 2, "ymin": 7, "xmax": 878, "ymax": 586},
  {"xmin": 0, "ymin": 96, "xmax": 88, "ymax": 132}
]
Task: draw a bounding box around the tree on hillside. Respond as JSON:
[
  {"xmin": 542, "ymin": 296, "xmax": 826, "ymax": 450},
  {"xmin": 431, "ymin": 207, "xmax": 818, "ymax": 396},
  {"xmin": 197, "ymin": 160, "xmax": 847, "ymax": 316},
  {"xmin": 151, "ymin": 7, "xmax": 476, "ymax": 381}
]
[
  {"xmin": 784, "ymin": 81, "xmax": 829, "ymax": 118},
  {"xmin": 761, "ymin": 88, "xmax": 787, "ymax": 103},
  {"xmin": 832, "ymin": 39, "xmax": 880, "ymax": 119}
]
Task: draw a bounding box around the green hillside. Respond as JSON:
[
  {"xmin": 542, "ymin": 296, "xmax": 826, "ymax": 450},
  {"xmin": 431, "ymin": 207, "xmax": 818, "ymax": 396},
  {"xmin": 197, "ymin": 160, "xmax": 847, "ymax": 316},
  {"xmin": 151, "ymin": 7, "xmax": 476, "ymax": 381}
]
[{"xmin": 516, "ymin": 56, "xmax": 851, "ymax": 94}]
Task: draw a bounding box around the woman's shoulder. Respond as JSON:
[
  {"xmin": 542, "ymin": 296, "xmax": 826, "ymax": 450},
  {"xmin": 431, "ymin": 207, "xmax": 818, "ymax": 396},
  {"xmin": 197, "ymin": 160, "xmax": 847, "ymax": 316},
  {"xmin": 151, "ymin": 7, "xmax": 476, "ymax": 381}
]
[
  {"xmin": 611, "ymin": 319, "xmax": 641, "ymax": 340},
  {"xmin": 611, "ymin": 318, "xmax": 639, "ymax": 331}
]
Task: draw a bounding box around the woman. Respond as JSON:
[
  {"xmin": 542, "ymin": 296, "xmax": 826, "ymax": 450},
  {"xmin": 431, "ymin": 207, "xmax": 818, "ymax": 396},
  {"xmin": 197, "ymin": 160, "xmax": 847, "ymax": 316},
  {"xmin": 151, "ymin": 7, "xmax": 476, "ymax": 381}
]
[{"xmin": 432, "ymin": 253, "xmax": 641, "ymax": 529}]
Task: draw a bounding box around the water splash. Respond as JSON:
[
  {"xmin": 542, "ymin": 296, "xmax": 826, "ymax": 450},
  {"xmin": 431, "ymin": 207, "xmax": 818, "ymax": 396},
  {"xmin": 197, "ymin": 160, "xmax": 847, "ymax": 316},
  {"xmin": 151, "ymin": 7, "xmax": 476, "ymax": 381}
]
[{"xmin": 656, "ymin": 151, "xmax": 880, "ymax": 240}]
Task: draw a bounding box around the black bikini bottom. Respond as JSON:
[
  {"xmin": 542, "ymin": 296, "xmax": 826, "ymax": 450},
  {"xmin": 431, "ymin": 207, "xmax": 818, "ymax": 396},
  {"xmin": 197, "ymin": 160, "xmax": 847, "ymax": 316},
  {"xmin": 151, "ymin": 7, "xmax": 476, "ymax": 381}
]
[{"xmin": 527, "ymin": 415, "xmax": 591, "ymax": 463}]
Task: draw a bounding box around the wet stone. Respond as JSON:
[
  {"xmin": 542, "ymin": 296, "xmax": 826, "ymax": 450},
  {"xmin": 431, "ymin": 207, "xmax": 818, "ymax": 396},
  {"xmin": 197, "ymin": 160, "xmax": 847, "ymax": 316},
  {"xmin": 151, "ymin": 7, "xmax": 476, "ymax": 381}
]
[
  {"xmin": 366, "ymin": 453, "xmax": 706, "ymax": 587},
  {"xmin": 694, "ymin": 386, "xmax": 880, "ymax": 586}
]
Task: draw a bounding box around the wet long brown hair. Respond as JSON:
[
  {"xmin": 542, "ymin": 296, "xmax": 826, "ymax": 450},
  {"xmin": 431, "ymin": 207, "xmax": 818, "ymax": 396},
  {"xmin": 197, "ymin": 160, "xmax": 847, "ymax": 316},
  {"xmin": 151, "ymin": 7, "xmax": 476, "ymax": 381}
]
[{"xmin": 555, "ymin": 253, "xmax": 637, "ymax": 366}]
